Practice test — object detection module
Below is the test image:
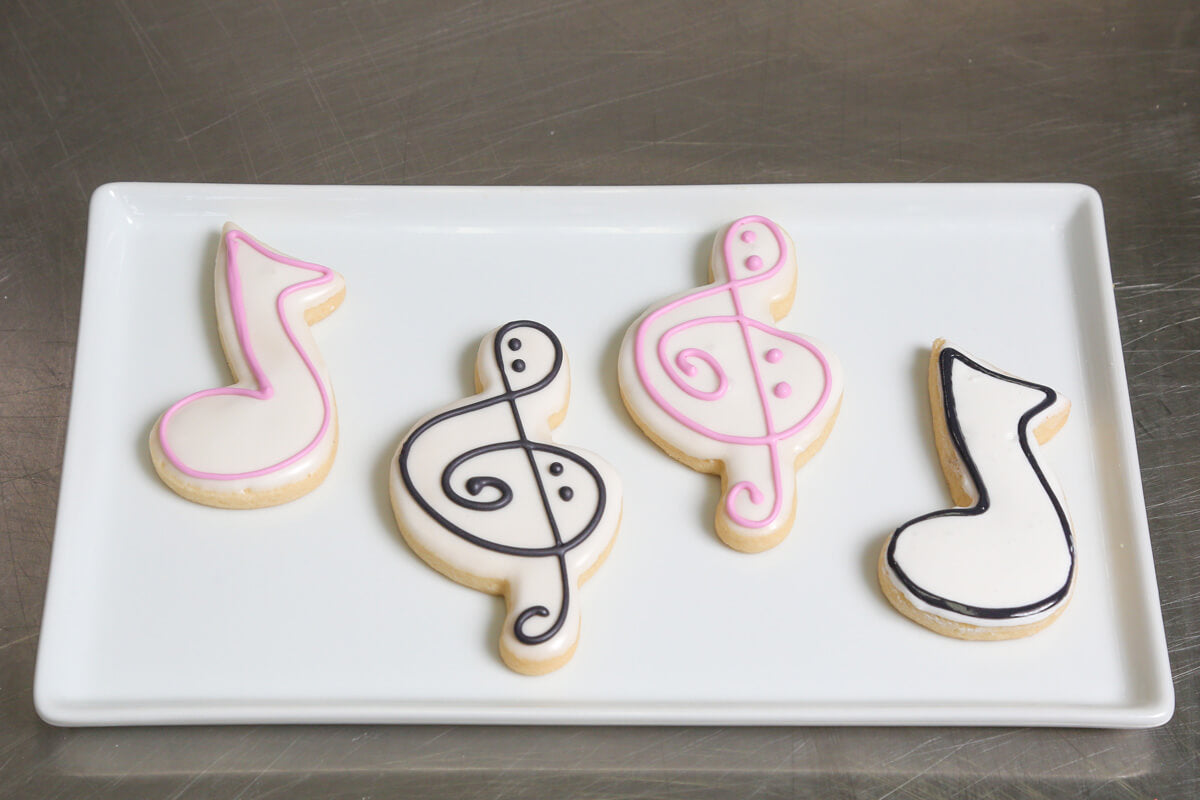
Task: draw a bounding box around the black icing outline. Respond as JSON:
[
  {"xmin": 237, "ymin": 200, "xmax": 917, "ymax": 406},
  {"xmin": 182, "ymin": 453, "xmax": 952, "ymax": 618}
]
[
  {"xmin": 397, "ymin": 320, "xmax": 607, "ymax": 646},
  {"xmin": 885, "ymin": 347, "xmax": 1075, "ymax": 621}
]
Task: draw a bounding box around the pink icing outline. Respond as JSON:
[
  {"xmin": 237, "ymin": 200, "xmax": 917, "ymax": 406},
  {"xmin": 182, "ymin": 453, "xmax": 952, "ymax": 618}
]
[
  {"xmin": 157, "ymin": 229, "xmax": 336, "ymax": 481},
  {"xmin": 633, "ymin": 215, "xmax": 833, "ymax": 529},
  {"xmin": 673, "ymin": 347, "xmax": 730, "ymax": 400}
]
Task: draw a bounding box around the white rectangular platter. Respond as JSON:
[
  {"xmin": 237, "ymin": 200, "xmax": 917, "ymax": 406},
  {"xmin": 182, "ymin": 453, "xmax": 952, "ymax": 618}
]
[{"xmin": 35, "ymin": 183, "xmax": 1174, "ymax": 727}]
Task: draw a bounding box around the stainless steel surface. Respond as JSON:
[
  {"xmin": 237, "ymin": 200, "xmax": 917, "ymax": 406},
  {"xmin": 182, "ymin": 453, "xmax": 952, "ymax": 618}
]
[{"xmin": 1, "ymin": 0, "xmax": 1196, "ymax": 796}]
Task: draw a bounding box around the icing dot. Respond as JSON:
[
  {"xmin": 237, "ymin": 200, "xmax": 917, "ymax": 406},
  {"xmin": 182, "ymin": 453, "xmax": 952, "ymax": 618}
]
[
  {"xmin": 773, "ymin": 382, "xmax": 792, "ymax": 399},
  {"xmin": 741, "ymin": 230, "xmax": 757, "ymax": 243},
  {"xmin": 512, "ymin": 359, "xmax": 526, "ymax": 372},
  {"xmin": 558, "ymin": 486, "xmax": 574, "ymax": 501},
  {"xmin": 765, "ymin": 348, "xmax": 782, "ymax": 363},
  {"xmin": 508, "ymin": 338, "xmax": 522, "ymax": 351},
  {"xmin": 549, "ymin": 462, "xmax": 564, "ymax": 476},
  {"xmin": 745, "ymin": 255, "xmax": 763, "ymax": 271}
]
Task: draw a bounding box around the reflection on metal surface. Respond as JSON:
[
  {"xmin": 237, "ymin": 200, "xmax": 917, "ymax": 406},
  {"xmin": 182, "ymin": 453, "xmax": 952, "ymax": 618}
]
[{"xmin": 45, "ymin": 724, "xmax": 1156, "ymax": 779}]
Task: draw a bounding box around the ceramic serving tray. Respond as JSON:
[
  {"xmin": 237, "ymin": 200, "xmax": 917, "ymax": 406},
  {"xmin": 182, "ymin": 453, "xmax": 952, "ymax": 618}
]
[{"xmin": 34, "ymin": 183, "xmax": 1173, "ymax": 727}]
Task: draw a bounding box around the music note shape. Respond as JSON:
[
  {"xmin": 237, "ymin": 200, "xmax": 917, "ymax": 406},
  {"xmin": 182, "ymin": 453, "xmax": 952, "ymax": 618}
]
[
  {"xmin": 618, "ymin": 215, "xmax": 843, "ymax": 552},
  {"xmin": 878, "ymin": 340, "xmax": 1076, "ymax": 640},
  {"xmin": 390, "ymin": 321, "xmax": 622, "ymax": 675},
  {"xmin": 149, "ymin": 223, "xmax": 345, "ymax": 508}
]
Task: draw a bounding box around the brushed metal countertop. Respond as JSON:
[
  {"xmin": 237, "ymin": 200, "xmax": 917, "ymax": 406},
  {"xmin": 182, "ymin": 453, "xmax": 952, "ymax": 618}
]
[{"xmin": 1, "ymin": 1, "xmax": 1197, "ymax": 797}]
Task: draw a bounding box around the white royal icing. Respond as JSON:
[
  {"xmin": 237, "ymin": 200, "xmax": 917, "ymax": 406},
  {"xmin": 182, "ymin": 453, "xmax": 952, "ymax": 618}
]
[
  {"xmin": 390, "ymin": 321, "xmax": 622, "ymax": 673},
  {"xmin": 617, "ymin": 216, "xmax": 843, "ymax": 550},
  {"xmin": 150, "ymin": 223, "xmax": 344, "ymax": 497},
  {"xmin": 883, "ymin": 344, "xmax": 1074, "ymax": 628}
]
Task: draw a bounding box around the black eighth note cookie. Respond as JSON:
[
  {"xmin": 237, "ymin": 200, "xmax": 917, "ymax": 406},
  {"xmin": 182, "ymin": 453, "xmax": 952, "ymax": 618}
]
[{"xmin": 878, "ymin": 339, "xmax": 1076, "ymax": 640}]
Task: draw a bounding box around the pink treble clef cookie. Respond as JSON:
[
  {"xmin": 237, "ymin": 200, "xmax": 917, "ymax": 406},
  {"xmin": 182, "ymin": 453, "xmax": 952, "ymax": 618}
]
[{"xmin": 617, "ymin": 216, "xmax": 844, "ymax": 552}]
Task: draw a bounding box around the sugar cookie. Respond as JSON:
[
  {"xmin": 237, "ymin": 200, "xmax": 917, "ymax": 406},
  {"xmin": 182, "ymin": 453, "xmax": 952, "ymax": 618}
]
[
  {"xmin": 390, "ymin": 321, "xmax": 622, "ymax": 675},
  {"xmin": 617, "ymin": 215, "xmax": 843, "ymax": 552},
  {"xmin": 149, "ymin": 223, "xmax": 345, "ymax": 508},
  {"xmin": 878, "ymin": 339, "xmax": 1075, "ymax": 640}
]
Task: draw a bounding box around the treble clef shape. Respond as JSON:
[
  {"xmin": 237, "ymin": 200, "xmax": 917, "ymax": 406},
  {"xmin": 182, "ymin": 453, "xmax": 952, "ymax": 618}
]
[
  {"xmin": 149, "ymin": 223, "xmax": 345, "ymax": 508},
  {"xmin": 618, "ymin": 215, "xmax": 844, "ymax": 552},
  {"xmin": 390, "ymin": 321, "xmax": 622, "ymax": 675}
]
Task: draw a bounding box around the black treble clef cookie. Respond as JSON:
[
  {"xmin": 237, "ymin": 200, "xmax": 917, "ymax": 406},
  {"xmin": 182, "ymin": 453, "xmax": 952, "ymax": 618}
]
[{"xmin": 390, "ymin": 321, "xmax": 623, "ymax": 675}]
